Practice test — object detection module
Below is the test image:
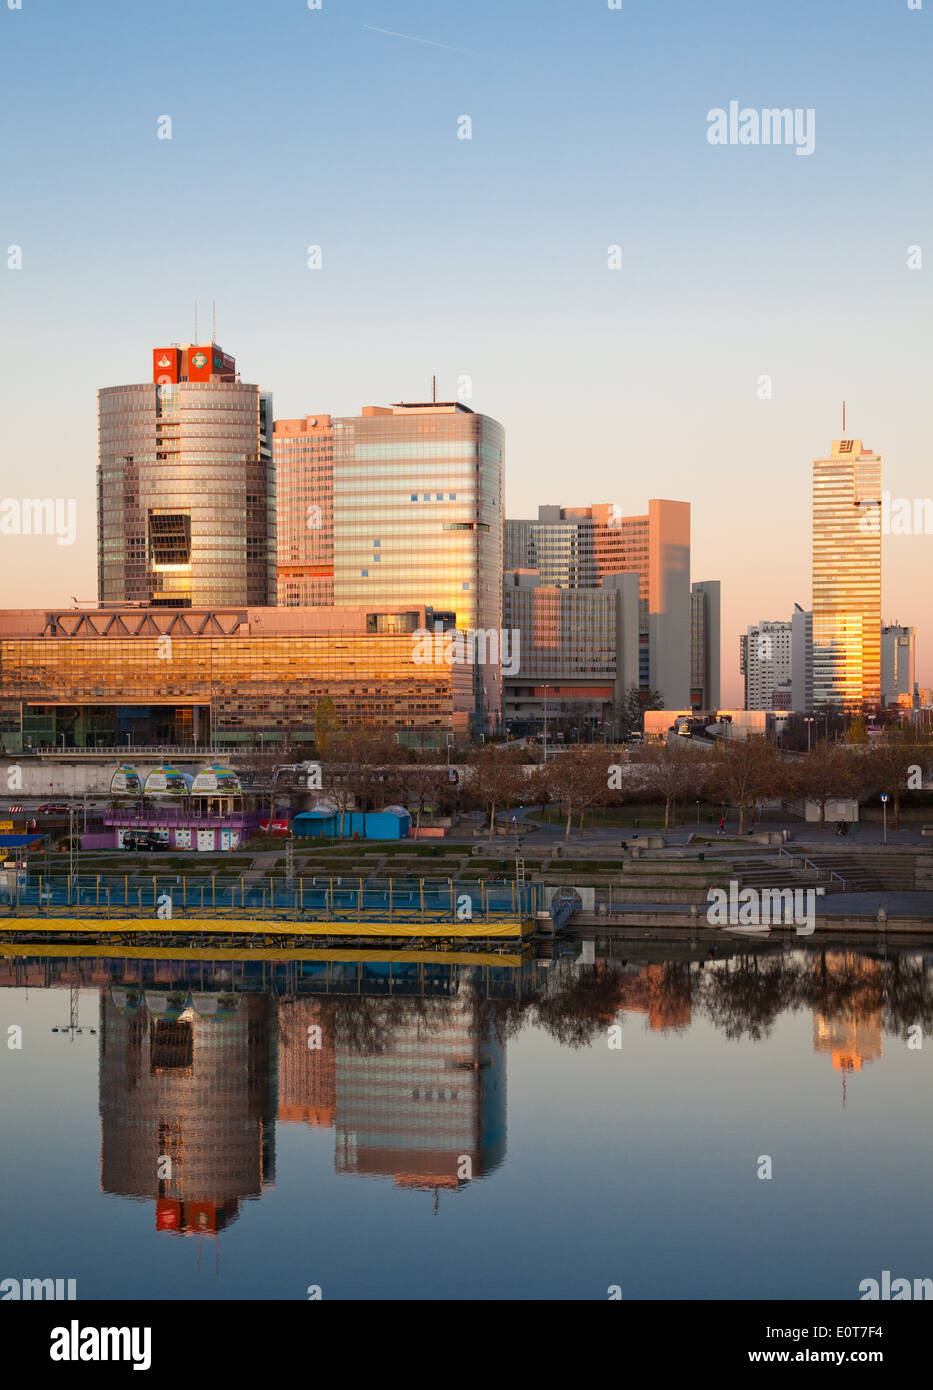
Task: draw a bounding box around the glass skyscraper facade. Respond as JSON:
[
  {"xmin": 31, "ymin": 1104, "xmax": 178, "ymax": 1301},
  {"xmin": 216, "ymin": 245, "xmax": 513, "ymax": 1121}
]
[
  {"xmin": 331, "ymin": 401, "xmax": 504, "ymax": 729},
  {"xmin": 812, "ymin": 440, "xmax": 882, "ymax": 713},
  {"xmin": 98, "ymin": 345, "xmax": 275, "ymax": 607},
  {"xmin": 275, "ymin": 414, "xmax": 335, "ymax": 606}
]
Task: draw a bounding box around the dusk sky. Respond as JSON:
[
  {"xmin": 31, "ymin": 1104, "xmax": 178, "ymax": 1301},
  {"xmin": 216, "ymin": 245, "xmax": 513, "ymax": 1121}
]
[{"xmin": 2, "ymin": 0, "xmax": 930, "ymax": 703}]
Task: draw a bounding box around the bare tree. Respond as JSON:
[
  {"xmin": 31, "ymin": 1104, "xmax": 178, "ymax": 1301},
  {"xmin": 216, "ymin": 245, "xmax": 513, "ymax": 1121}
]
[
  {"xmin": 465, "ymin": 746, "xmax": 527, "ymax": 835},
  {"xmin": 795, "ymin": 742, "xmax": 855, "ymax": 828},
  {"xmin": 706, "ymin": 736, "xmax": 787, "ymax": 835},
  {"xmin": 232, "ymin": 741, "xmax": 294, "ymax": 819},
  {"xmin": 633, "ymin": 741, "xmax": 708, "ymax": 829},
  {"xmin": 543, "ymin": 745, "xmax": 613, "ymax": 840},
  {"xmin": 399, "ymin": 764, "xmax": 448, "ymax": 838},
  {"xmin": 863, "ymin": 731, "xmax": 929, "ymax": 831}
]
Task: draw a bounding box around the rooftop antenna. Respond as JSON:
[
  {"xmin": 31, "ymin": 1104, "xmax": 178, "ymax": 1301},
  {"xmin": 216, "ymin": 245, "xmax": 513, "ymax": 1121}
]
[
  {"xmin": 842, "ymin": 400, "xmax": 846, "ymax": 436},
  {"xmin": 212, "ymin": 300, "xmax": 216, "ymax": 343},
  {"xmin": 432, "ymin": 374, "xmax": 436, "ymax": 404},
  {"xmin": 194, "ymin": 301, "xmax": 199, "ymax": 344}
]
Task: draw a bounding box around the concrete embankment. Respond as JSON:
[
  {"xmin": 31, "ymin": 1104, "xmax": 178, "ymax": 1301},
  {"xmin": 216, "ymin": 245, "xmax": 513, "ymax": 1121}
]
[{"xmin": 570, "ymin": 907, "xmax": 933, "ymax": 936}]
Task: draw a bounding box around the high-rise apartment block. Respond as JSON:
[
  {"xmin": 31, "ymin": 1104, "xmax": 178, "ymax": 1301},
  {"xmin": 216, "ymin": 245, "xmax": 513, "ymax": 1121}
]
[
  {"xmin": 741, "ymin": 619, "xmax": 793, "ymax": 710},
  {"xmin": 812, "ymin": 439, "xmax": 882, "ymax": 712},
  {"xmin": 98, "ymin": 344, "xmax": 275, "ymax": 607}
]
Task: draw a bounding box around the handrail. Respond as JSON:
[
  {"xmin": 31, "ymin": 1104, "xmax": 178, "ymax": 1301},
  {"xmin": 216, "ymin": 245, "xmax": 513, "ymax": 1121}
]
[
  {"xmin": 778, "ymin": 845, "xmax": 845, "ymax": 889},
  {"xmin": 20, "ymin": 745, "xmax": 231, "ymax": 757}
]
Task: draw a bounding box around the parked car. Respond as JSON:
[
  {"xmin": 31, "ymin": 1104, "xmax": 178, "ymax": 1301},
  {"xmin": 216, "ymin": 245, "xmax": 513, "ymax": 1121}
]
[{"xmin": 122, "ymin": 833, "xmax": 167, "ymax": 851}]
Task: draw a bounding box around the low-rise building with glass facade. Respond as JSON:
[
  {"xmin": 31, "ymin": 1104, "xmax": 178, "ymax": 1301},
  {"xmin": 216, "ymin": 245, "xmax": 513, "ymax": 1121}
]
[{"xmin": 0, "ymin": 605, "xmax": 473, "ymax": 750}]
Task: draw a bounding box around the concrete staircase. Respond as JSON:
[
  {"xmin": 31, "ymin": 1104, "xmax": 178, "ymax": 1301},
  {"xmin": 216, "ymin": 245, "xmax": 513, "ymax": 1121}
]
[{"xmin": 794, "ymin": 850, "xmax": 921, "ymax": 892}]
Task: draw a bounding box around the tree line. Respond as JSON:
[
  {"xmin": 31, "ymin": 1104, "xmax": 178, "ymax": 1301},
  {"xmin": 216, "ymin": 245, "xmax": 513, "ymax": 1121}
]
[{"xmin": 236, "ymin": 724, "xmax": 933, "ymax": 839}]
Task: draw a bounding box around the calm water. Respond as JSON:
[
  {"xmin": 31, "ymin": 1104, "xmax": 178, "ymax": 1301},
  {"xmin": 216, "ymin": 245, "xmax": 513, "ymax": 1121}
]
[{"xmin": 2, "ymin": 943, "xmax": 931, "ymax": 1301}]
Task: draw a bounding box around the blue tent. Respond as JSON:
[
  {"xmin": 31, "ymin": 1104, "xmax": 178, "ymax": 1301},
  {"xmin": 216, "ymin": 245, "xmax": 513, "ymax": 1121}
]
[{"xmin": 293, "ymin": 807, "xmax": 411, "ymax": 840}]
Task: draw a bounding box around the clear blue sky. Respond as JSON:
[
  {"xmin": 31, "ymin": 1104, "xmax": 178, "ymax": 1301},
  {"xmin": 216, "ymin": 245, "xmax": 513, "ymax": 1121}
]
[{"xmin": 1, "ymin": 0, "xmax": 931, "ymax": 701}]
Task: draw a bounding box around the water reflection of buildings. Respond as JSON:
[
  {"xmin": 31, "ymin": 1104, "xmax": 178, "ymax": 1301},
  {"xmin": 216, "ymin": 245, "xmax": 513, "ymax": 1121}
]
[
  {"xmin": 812, "ymin": 952, "xmax": 884, "ymax": 1078},
  {"xmin": 277, "ymin": 1001, "xmax": 336, "ymax": 1129},
  {"xmin": 11, "ymin": 943, "xmax": 926, "ymax": 1234},
  {"xmin": 613, "ymin": 964, "xmax": 692, "ymax": 1032},
  {"xmin": 97, "ymin": 969, "xmax": 508, "ymax": 1233},
  {"xmin": 99, "ymin": 990, "xmax": 276, "ymax": 1235},
  {"xmin": 277, "ymin": 989, "xmax": 507, "ymax": 1192}
]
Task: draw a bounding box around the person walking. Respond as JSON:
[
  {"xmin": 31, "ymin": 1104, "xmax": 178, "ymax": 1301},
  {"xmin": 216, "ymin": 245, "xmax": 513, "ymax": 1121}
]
[{"xmin": 717, "ymin": 815, "xmax": 725, "ymax": 836}]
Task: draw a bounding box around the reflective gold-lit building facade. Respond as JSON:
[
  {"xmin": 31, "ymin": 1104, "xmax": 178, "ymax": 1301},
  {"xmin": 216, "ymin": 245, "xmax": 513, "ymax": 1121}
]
[
  {"xmin": 812, "ymin": 440, "xmax": 882, "ymax": 712},
  {"xmin": 332, "ymin": 401, "xmax": 504, "ymax": 730},
  {"xmin": 97, "ymin": 345, "xmax": 275, "ymax": 608},
  {"xmin": 0, "ymin": 605, "xmax": 473, "ymax": 749},
  {"xmin": 811, "ymin": 951, "xmax": 884, "ymax": 1074}
]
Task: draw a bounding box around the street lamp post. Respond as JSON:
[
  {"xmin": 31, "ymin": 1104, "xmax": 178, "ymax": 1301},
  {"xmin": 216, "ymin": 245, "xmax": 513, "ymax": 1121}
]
[
  {"xmin": 881, "ymin": 793, "xmax": 889, "ymax": 845},
  {"xmin": 543, "ymin": 685, "xmax": 551, "ymax": 763},
  {"xmin": 804, "ymin": 717, "xmax": 814, "ymax": 753},
  {"xmin": 696, "ymin": 800, "xmax": 701, "ymax": 827}
]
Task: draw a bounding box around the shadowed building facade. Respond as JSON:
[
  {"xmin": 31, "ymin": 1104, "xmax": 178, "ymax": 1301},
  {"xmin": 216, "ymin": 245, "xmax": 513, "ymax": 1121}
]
[{"xmin": 504, "ymin": 499, "xmax": 693, "ymax": 710}]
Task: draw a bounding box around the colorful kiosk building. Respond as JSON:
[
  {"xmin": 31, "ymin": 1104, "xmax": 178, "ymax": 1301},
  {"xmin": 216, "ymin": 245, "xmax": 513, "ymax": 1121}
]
[{"xmin": 101, "ymin": 764, "xmax": 264, "ymax": 851}]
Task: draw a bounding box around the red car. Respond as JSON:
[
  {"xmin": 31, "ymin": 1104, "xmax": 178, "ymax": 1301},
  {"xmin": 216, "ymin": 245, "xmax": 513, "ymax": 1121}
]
[{"xmin": 37, "ymin": 803, "xmax": 69, "ymax": 815}]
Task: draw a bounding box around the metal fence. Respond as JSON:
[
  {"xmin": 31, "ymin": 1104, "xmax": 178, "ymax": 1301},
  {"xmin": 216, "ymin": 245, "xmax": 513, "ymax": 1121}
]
[{"xmin": 0, "ymin": 873, "xmax": 540, "ymax": 922}]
